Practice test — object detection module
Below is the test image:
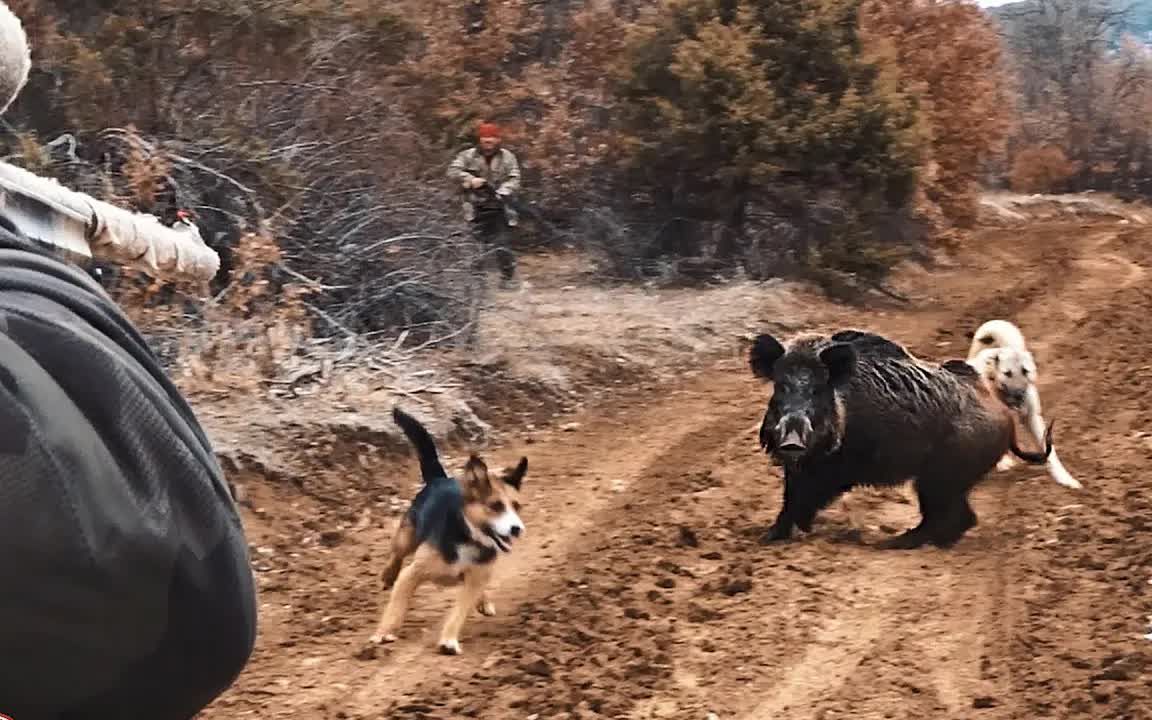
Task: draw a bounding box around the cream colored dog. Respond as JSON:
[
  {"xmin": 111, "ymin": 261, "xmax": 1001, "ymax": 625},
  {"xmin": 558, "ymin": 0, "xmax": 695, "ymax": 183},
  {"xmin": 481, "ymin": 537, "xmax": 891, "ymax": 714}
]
[
  {"xmin": 967, "ymin": 320, "xmax": 1081, "ymax": 489},
  {"xmin": 967, "ymin": 319, "xmax": 1028, "ymax": 362}
]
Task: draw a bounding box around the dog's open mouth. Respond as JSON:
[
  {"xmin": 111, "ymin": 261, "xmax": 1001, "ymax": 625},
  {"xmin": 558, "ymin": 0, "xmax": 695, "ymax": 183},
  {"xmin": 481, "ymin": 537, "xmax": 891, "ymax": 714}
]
[{"xmin": 482, "ymin": 525, "xmax": 514, "ymax": 552}]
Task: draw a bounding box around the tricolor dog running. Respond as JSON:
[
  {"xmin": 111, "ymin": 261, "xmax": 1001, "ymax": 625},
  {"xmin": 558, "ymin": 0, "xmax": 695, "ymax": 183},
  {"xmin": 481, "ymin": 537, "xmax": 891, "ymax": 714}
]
[{"xmin": 368, "ymin": 407, "xmax": 528, "ymax": 655}]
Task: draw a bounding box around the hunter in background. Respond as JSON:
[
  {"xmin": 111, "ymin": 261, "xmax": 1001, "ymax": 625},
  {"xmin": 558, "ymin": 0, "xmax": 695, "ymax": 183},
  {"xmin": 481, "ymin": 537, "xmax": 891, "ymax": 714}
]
[{"xmin": 447, "ymin": 122, "xmax": 523, "ymax": 289}]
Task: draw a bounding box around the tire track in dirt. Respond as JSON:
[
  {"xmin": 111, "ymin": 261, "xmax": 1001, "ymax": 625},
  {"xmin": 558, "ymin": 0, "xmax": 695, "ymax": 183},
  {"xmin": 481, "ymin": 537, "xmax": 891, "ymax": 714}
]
[
  {"xmin": 736, "ymin": 579, "xmax": 903, "ymax": 719},
  {"xmin": 360, "ymin": 222, "xmax": 1089, "ymax": 720},
  {"xmin": 379, "ymin": 385, "xmax": 764, "ymax": 718},
  {"xmin": 346, "ymin": 393, "xmax": 755, "ymax": 716},
  {"xmin": 986, "ymin": 227, "xmax": 1152, "ymax": 719}
]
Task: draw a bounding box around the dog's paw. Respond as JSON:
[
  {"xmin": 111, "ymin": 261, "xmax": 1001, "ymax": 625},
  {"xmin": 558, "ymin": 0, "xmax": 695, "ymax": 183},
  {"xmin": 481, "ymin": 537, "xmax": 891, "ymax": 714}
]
[
  {"xmin": 996, "ymin": 456, "xmax": 1017, "ymax": 472},
  {"xmin": 477, "ymin": 600, "xmax": 497, "ymax": 617},
  {"xmin": 368, "ymin": 632, "xmax": 398, "ymax": 645},
  {"xmin": 437, "ymin": 639, "xmax": 462, "ymax": 655}
]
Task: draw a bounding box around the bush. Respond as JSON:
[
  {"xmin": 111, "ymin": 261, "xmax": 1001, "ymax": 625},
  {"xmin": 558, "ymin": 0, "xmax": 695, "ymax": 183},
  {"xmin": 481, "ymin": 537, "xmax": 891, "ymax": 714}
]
[
  {"xmin": 1009, "ymin": 144, "xmax": 1079, "ymax": 193},
  {"xmin": 608, "ymin": 0, "xmax": 921, "ymax": 280}
]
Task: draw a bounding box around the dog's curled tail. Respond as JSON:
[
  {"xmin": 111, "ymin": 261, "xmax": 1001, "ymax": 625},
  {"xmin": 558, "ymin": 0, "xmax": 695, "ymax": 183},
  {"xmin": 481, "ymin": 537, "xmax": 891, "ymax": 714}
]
[
  {"xmin": 392, "ymin": 407, "xmax": 447, "ymax": 482},
  {"xmin": 1010, "ymin": 417, "xmax": 1055, "ymax": 465}
]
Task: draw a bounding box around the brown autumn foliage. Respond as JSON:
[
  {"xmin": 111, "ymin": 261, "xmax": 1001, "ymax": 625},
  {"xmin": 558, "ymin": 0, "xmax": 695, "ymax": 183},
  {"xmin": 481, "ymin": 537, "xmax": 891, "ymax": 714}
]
[
  {"xmin": 1009, "ymin": 144, "xmax": 1080, "ymax": 193},
  {"xmin": 860, "ymin": 0, "xmax": 1013, "ymax": 228},
  {"xmin": 115, "ymin": 228, "xmax": 314, "ymax": 393},
  {"xmin": 1097, "ymin": 38, "xmax": 1152, "ymax": 195}
]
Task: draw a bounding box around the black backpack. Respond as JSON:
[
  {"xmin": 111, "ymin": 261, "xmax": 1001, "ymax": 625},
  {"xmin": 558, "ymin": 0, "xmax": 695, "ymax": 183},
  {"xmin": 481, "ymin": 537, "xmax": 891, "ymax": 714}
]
[{"xmin": 0, "ymin": 218, "xmax": 256, "ymax": 719}]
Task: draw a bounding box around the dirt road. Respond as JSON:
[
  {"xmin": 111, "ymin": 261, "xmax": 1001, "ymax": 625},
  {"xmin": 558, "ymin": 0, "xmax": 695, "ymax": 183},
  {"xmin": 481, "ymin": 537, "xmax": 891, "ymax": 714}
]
[{"xmin": 203, "ymin": 220, "xmax": 1152, "ymax": 719}]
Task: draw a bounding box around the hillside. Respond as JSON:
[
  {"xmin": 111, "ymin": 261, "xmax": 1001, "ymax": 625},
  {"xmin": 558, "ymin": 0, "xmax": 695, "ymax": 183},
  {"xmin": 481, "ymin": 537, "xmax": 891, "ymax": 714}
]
[{"xmin": 988, "ymin": 0, "xmax": 1152, "ymax": 45}]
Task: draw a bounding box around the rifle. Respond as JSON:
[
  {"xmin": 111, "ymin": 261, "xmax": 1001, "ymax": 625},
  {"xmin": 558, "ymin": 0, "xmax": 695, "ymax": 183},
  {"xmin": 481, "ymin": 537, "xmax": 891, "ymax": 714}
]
[
  {"xmin": 462, "ymin": 171, "xmax": 561, "ymax": 240},
  {"xmin": 470, "ymin": 181, "xmax": 507, "ymax": 214},
  {"xmin": 465, "ymin": 171, "xmax": 535, "ymax": 218},
  {"xmin": 0, "ymin": 160, "xmax": 220, "ymax": 283}
]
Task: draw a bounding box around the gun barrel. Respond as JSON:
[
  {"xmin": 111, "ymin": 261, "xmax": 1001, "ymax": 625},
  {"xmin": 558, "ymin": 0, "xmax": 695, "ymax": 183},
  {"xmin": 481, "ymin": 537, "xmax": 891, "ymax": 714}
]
[{"xmin": 0, "ymin": 161, "xmax": 221, "ymax": 282}]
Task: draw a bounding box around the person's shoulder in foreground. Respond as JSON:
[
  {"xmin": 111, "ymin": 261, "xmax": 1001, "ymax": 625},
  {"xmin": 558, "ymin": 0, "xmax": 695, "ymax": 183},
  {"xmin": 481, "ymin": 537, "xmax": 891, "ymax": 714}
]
[
  {"xmin": 0, "ymin": 214, "xmax": 257, "ymax": 719},
  {"xmin": 0, "ymin": 4, "xmax": 256, "ymax": 718}
]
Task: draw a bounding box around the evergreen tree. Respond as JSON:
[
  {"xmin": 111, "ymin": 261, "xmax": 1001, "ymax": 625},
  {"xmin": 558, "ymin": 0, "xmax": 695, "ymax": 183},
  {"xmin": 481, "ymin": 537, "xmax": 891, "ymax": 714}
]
[{"xmin": 614, "ymin": 0, "xmax": 921, "ymax": 261}]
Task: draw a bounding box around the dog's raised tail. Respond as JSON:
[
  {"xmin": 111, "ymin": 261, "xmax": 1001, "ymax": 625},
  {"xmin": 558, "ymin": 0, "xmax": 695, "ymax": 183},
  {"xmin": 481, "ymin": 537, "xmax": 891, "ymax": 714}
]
[
  {"xmin": 1009, "ymin": 417, "xmax": 1055, "ymax": 465},
  {"xmin": 392, "ymin": 407, "xmax": 447, "ymax": 482}
]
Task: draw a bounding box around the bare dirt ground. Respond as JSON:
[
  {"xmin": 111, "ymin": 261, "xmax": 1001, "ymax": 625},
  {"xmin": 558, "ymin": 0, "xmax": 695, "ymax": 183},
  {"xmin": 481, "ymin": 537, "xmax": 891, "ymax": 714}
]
[{"xmin": 197, "ymin": 211, "xmax": 1152, "ymax": 720}]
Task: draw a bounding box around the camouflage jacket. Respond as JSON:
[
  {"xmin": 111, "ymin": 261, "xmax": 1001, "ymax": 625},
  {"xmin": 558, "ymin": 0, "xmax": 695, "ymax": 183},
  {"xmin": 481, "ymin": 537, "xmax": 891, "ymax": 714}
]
[{"xmin": 446, "ymin": 147, "xmax": 522, "ymax": 226}]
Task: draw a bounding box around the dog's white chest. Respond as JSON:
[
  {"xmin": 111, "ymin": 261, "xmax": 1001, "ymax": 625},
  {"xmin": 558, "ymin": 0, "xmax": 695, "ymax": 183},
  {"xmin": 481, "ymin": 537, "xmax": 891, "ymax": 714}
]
[
  {"xmin": 455, "ymin": 543, "xmax": 495, "ymax": 566},
  {"xmin": 425, "ymin": 546, "xmax": 494, "ymax": 587}
]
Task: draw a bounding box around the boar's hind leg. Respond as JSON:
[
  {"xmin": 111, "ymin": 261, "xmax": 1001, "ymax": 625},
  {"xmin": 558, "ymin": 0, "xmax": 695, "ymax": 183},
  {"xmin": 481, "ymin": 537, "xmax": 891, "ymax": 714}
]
[
  {"xmin": 929, "ymin": 490, "xmax": 978, "ymax": 549},
  {"xmin": 879, "ymin": 474, "xmax": 955, "ymax": 550}
]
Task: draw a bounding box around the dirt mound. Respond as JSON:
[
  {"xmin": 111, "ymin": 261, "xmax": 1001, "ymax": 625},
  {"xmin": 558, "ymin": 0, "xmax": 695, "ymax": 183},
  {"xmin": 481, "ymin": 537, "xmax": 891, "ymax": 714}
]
[{"xmin": 978, "ymin": 191, "xmax": 1151, "ymax": 227}]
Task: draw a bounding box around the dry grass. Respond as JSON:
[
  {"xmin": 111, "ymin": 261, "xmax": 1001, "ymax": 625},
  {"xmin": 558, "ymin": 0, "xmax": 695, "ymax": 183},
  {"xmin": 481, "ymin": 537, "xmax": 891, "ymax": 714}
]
[{"xmin": 112, "ymin": 231, "xmax": 315, "ymax": 395}]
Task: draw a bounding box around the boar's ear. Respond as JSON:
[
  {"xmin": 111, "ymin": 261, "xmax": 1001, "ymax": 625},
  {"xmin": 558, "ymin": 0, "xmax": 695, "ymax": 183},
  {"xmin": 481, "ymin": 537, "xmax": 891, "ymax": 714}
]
[
  {"xmin": 749, "ymin": 334, "xmax": 786, "ymax": 380},
  {"xmin": 818, "ymin": 342, "xmax": 856, "ymax": 386},
  {"xmin": 942, "ymin": 359, "xmax": 980, "ymax": 380}
]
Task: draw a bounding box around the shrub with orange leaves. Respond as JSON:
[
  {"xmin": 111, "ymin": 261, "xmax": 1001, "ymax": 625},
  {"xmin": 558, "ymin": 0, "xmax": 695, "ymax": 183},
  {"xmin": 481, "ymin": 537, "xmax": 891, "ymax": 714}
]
[
  {"xmin": 1009, "ymin": 144, "xmax": 1080, "ymax": 194},
  {"xmin": 860, "ymin": 0, "xmax": 1014, "ymax": 228},
  {"xmin": 121, "ymin": 131, "xmax": 171, "ymax": 211}
]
